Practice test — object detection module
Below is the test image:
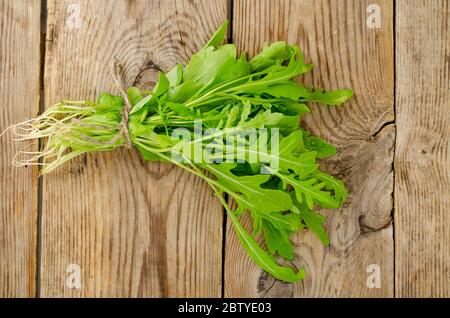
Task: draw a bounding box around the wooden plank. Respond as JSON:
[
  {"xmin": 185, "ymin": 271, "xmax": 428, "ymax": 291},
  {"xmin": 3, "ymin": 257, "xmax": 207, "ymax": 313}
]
[
  {"xmin": 0, "ymin": 0, "xmax": 41, "ymax": 297},
  {"xmin": 41, "ymin": 0, "xmax": 226, "ymax": 297},
  {"xmin": 395, "ymin": 0, "xmax": 449, "ymax": 297},
  {"xmin": 226, "ymin": 0, "xmax": 394, "ymax": 297}
]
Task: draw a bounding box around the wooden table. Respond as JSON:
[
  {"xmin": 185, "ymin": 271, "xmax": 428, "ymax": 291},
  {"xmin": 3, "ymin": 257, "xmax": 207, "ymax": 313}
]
[{"xmin": 0, "ymin": 0, "xmax": 448, "ymax": 297}]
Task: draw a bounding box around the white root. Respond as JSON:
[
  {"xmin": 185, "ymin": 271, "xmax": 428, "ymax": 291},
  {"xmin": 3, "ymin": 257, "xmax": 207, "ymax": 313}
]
[{"xmin": 2, "ymin": 100, "xmax": 123, "ymax": 174}]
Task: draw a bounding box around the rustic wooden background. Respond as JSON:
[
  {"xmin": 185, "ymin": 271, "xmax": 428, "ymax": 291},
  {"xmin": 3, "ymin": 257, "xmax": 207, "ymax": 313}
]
[{"xmin": 0, "ymin": 0, "xmax": 448, "ymax": 298}]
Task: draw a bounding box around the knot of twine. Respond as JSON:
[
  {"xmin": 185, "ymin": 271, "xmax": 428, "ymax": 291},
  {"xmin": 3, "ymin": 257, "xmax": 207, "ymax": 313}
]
[{"xmin": 111, "ymin": 60, "xmax": 133, "ymax": 148}]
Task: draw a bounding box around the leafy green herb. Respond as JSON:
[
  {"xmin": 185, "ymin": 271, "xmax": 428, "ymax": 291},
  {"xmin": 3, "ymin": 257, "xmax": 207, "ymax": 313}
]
[{"xmin": 10, "ymin": 21, "xmax": 352, "ymax": 282}]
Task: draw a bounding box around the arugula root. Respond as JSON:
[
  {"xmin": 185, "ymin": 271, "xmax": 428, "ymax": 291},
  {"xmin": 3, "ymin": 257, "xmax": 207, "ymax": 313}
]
[
  {"xmin": 4, "ymin": 21, "xmax": 353, "ymax": 282},
  {"xmin": 8, "ymin": 100, "xmax": 125, "ymax": 174}
]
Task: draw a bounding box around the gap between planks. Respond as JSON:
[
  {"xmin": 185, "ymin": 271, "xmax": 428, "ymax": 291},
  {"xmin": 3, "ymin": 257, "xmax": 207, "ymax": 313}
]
[
  {"xmin": 35, "ymin": 0, "xmax": 48, "ymax": 298},
  {"xmin": 392, "ymin": 0, "xmax": 397, "ymax": 298}
]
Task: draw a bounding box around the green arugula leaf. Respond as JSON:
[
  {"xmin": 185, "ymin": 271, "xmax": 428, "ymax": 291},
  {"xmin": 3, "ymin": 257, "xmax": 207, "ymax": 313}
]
[
  {"xmin": 228, "ymin": 46, "xmax": 313, "ymax": 95},
  {"xmin": 168, "ymin": 80, "xmax": 203, "ymax": 103},
  {"xmin": 166, "ymin": 64, "xmax": 183, "ymax": 87},
  {"xmin": 183, "ymin": 44, "xmax": 237, "ymax": 85},
  {"xmin": 127, "ymin": 87, "xmax": 143, "ymax": 106},
  {"xmin": 130, "ymin": 72, "xmax": 170, "ymax": 114},
  {"xmin": 208, "ymin": 163, "xmax": 293, "ymax": 214},
  {"xmin": 97, "ymin": 92, "xmax": 123, "ymax": 108},
  {"xmin": 309, "ymin": 88, "xmax": 354, "ymax": 105},
  {"xmin": 166, "ymin": 101, "xmax": 196, "ymax": 117},
  {"xmin": 314, "ymin": 171, "xmax": 348, "ymax": 205},
  {"xmin": 282, "ymin": 101, "xmax": 310, "ymax": 116},
  {"xmin": 227, "ymin": 210, "xmax": 305, "ymax": 282},
  {"xmin": 204, "ymin": 20, "xmax": 228, "ymax": 48},
  {"xmin": 262, "ymin": 220, "xmax": 294, "ymax": 260},
  {"xmin": 277, "ymin": 131, "xmax": 317, "ymax": 178},
  {"xmin": 263, "ymin": 211, "xmax": 303, "ymax": 233},
  {"xmin": 303, "ymin": 134, "xmax": 336, "ymax": 158},
  {"xmin": 259, "ymin": 81, "xmax": 310, "ymax": 100},
  {"xmin": 277, "ymin": 172, "xmax": 340, "ymax": 209},
  {"xmin": 249, "ymin": 41, "xmax": 293, "ymax": 72},
  {"xmin": 297, "ymin": 206, "xmax": 330, "ymax": 245}
]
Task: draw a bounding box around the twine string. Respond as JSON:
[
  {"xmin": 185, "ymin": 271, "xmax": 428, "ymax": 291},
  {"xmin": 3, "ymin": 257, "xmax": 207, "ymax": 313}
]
[{"xmin": 110, "ymin": 59, "xmax": 133, "ymax": 148}]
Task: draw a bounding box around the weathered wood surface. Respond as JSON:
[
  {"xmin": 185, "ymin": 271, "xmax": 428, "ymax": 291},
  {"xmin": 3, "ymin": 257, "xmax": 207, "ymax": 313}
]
[
  {"xmin": 225, "ymin": 0, "xmax": 395, "ymax": 297},
  {"xmin": 0, "ymin": 0, "xmax": 41, "ymax": 297},
  {"xmin": 395, "ymin": 0, "xmax": 449, "ymax": 298},
  {"xmin": 1, "ymin": 0, "xmax": 449, "ymax": 298},
  {"xmin": 40, "ymin": 0, "xmax": 226, "ymax": 297}
]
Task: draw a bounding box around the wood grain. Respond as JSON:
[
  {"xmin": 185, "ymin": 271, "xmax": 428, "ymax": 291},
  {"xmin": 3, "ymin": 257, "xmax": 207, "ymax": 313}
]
[
  {"xmin": 225, "ymin": 0, "xmax": 395, "ymax": 297},
  {"xmin": 40, "ymin": 0, "xmax": 226, "ymax": 297},
  {"xmin": 0, "ymin": 0, "xmax": 41, "ymax": 297},
  {"xmin": 395, "ymin": 0, "xmax": 449, "ymax": 297},
  {"xmin": 1, "ymin": 0, "xmax": 448, "ymax": 298}
]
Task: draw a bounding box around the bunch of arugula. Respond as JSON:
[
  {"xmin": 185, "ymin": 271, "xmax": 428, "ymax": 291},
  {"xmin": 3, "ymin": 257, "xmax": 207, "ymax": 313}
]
[{"xmin": 12, "ymin": 21, "xmax": 352, "ymax": 282}]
